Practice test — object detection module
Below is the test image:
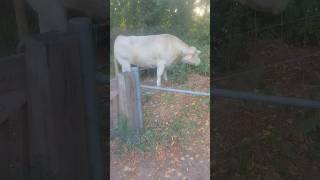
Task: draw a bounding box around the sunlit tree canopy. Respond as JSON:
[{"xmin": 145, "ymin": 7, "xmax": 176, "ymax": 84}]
[{"xmin": 110, "ymin": 0, "xmax": 210, "ymax": 37}]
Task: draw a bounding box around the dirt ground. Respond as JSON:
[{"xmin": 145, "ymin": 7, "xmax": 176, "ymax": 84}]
[
  {"xmin": 101, "ymin": 39, "xmax": 320, "ymax": 179},
  {"xmin": 213, "ymin": 39, "xmax": 320, "ymax": 179},
  {"xmin": 109, "ymin": 74, "xmax": 210, "ymax": 180}
]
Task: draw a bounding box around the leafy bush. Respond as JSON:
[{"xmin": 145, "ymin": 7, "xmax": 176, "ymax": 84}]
[{"xmin": 213, "ymin": 0, "xmax": 320, "ymax": 73}]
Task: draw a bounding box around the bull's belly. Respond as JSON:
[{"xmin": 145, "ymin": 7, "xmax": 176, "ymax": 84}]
[{"xmin": 129, "ymin": 57, "xmax": 158, "ymax": 67}]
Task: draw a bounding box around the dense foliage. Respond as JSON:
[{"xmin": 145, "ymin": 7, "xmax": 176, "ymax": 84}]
[
  {"xmin": 213, "ymin": 0, "xmax": 320, "ymax": 73},
  {"xmin": 0, "ymin": 0, "xmax": 18, "ymax": 56},
  {"xmin": 110, "ymin": 0, "xmax": 210, "ymax": 80}
]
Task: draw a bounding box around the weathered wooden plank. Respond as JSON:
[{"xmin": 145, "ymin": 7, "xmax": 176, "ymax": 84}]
[
  {"xmin": 117, "ymin": 73, "xmax": 130, "ymax": 120},
  {"xmin": 8, "ymin": 104, "xmax": 29, "ymax": 180},
  {"xmin": 0, "ymin": 53, "xmax": 28, "ymax": 180},
  {"xmin": 110, "ymin": 96, "xmax": 118, "ymax": 129},
  {"xmin": 124, "ymin": 71, "xmax": 140, "ymax": 132},
  {"xmin": 0, "ymin": 120, "xmax": 10, "ymax": 180},
  {"xmin": 116, "ymin": 70, "xmax": 142, "ymax": 133},
  {"xmin": 25, "ymin": 32, "xmax": 89, "ymax": 180},
  {"xmin": 110, "ymin": 78, "xmax": 118, "ymax": 129},
  {"xmin": 0, "ymin": 90, "xmax": 26, "ymax": 125},
  {"xmin": 25, "ymin": 34, "xmax": 51, "ymax": 180},
  {"xmin": 0, "ymin": 54, "xmax": 26, "ymax": 94},
  {"xmin": 110, "ymin": 91, "xmax": 118, "ymax": 100},
  {"xmin": 132, "ymin": 67, "xmax": 144, "ymax": 131}
]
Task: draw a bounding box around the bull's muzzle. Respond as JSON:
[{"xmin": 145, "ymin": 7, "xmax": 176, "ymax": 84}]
[{"xmin": 195, "ymin": 60, "xmax": 201, "ymax": 66}]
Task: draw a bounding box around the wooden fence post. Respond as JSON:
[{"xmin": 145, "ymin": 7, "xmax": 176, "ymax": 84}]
[
  {"xmin": 117, "ymin": 68, "xmax": 143, "ymax": 133},
  {"xmin": 110, "ymin": 79, "xmax": 118, "ymax": 130},
  {"xmin": 25, "ymin": 32, "xmax": 89, "ymax": 180},
  {"xmin": 132, "ymin": 67, "xmax": 144, "ymax": 131},
  {"xmin": 0, "ymin": 54, "xmax": 28, "ymax": 180}
]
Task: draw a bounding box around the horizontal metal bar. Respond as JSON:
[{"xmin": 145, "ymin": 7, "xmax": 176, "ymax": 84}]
[
  {"xmin": 98, "ymin": 64, "xmax": 156, "ymax": 71},
  {"xmin": 139, "ymin": 66, "xmax": 156, "ymax": 71},
  {"xmin": 95, "ymin": 70, "xmax": 320, "ymax": 109},
  {"xmin": 213, "ymin": 88, "xmax": 320, "ymax": 109},
  {"xmin": 141, "ymin": 85, "xmax": 210, "ymax": 96}
]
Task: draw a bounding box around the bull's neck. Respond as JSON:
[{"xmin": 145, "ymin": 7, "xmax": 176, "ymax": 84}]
[{"xmin": 176, "ymin": 39, "xmax": 190, "ymax": 54}]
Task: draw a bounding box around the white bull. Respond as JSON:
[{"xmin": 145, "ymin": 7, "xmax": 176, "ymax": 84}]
[{"xmin": 114, "ymin": 34, "xmax": 201, "ymax": 87}]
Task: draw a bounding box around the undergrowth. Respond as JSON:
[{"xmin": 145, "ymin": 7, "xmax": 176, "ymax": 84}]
[
  {"xmin": 300, "ymin": 110, "xmax": 320, "ymax": 161},
  {"xmin": 111, "ymin": 112, "xmax": 198, "ymax": 155}
]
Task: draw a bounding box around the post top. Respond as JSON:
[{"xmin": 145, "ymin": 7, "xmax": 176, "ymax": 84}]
[{"xmin": 68, "ymin": 17, "xmax": 93, "ymax": 33}]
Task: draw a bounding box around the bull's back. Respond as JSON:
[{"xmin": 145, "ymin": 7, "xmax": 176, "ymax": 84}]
[{"xmin": 114, "ymin": 34, "xmax": 179, "ymax": 66}]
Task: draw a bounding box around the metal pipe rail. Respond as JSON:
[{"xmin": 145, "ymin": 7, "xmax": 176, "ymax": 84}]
[
  {"xmin": 140, "ymin": 85, "xmax": 320, "ymax": 108},
  {"xmin": 213, "ymin": 88, "xmax": 320, "ymax": 109},
  {"xmin": 97, "ymin": 75, "xmax": 320, "ymax": 109},
  {"xmin": 141, "ymin": 85, "xmax": 210, "ymax": 96},
  {"xmin": 95, "ymin": 74, "xmax": 320, "ymax": 108}
]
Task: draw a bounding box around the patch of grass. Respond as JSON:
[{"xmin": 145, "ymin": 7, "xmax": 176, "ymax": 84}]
[
  {"xmin": 167, "ymin": 63, "xmax": 190, "ymax": 84},
  {"xmin": 300, "ymin": 110, "xmax": 320, "ymax": 161},
  {"xmin": 254, "ymin": 67, "xmax": 266, "ymax": 90},
  {"xmin": 161, "ymin": 94, "xmax": 174, "ymax": 103},
  {"xmin": 112, "ymin": 116, "xmax": 196, "ymax": 153},
  {"xmin": 221, "ymin": 128, "xmax": 294, "ymax": 178},
  {"xmin": 138, "ymin": 117, "xmax": 189, "ymax": 151},
  {"xmin": 179, "ymin": 85, "xmax": 192, "ymax": 90},
  {"xmin": 180, "ymin": 105, "xmax": 191, "ymax": 117},
  {"xmin": 142, "ymin": 91, "xmax": 153, "ymax": 103},
  {"xmin": 112, "ymin": 116, "xmax": 140, "ymax": 147},
  {"xmin": 137, "ymin": 128, "xmax": 159, "ymax": 151},
  {"xmin": 201, "ymin": 97, "xmax": 210, "ymax": 106},
  {"xmin": 179, "ymin": 103, "xmax": 202, "ymax": 117},
  {"xmin": 300, "ymin": 110, "xmax": 320, "ymax": 134},
  {"xmin": 138, "ymin": 118, "xmax": 187, "ymax": 151}
]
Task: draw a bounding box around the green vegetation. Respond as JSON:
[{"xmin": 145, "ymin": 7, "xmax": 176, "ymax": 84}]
[
  {"xmin": 0, "ymin": 0, "xmax": 19, "ymax": 56},
  {"xmin": 300, "ymin": 111, "xmax": 320, "ymax": 161},
  {"xmin": 111, "ymin": 95, "xmax": 210, "ymax": 154},
  {"xmin": 213, "ymin": 0, "xmax": 320, "ymax": 73},
  {"xmin": 161, "ymin": 94, "xmax": 174, "ymax": 103},
  {"xmin": 110, "ymin": 0, "xmax": 210, "ymax": 83},
  {"xmin": 112, "ymin": 114, "xmax": 198, "ymax": 154}
]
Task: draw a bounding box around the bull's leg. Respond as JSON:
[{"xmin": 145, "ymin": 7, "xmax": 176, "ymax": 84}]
[
  {"xmin": 117, "ymin": 59, "xmax": 131, "ymax": 72},
  {"xmin": 121, "ymin": 63, "xmax": 131, "ymax": 72},
  {"xmin": 156, "ymin": 63, "xmax": 165, "ymax": 86},
  {"xmin": 163, "ymin": 68, "xmax": 168, "ymax": 81}
]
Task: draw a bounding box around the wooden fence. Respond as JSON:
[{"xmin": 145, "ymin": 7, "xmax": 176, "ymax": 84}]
[
  {"xmin": 110, "ymin": 67, "xmax": 144, "ymax": 133},
  {"xmin": 0, "ymin": 31, "xmax": 90, "ymax": 180}
]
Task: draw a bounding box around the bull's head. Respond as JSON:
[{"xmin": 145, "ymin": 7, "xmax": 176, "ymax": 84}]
[{"xmin": 182, "ymin": 46, "xmax": 201, "ymax": 66}]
